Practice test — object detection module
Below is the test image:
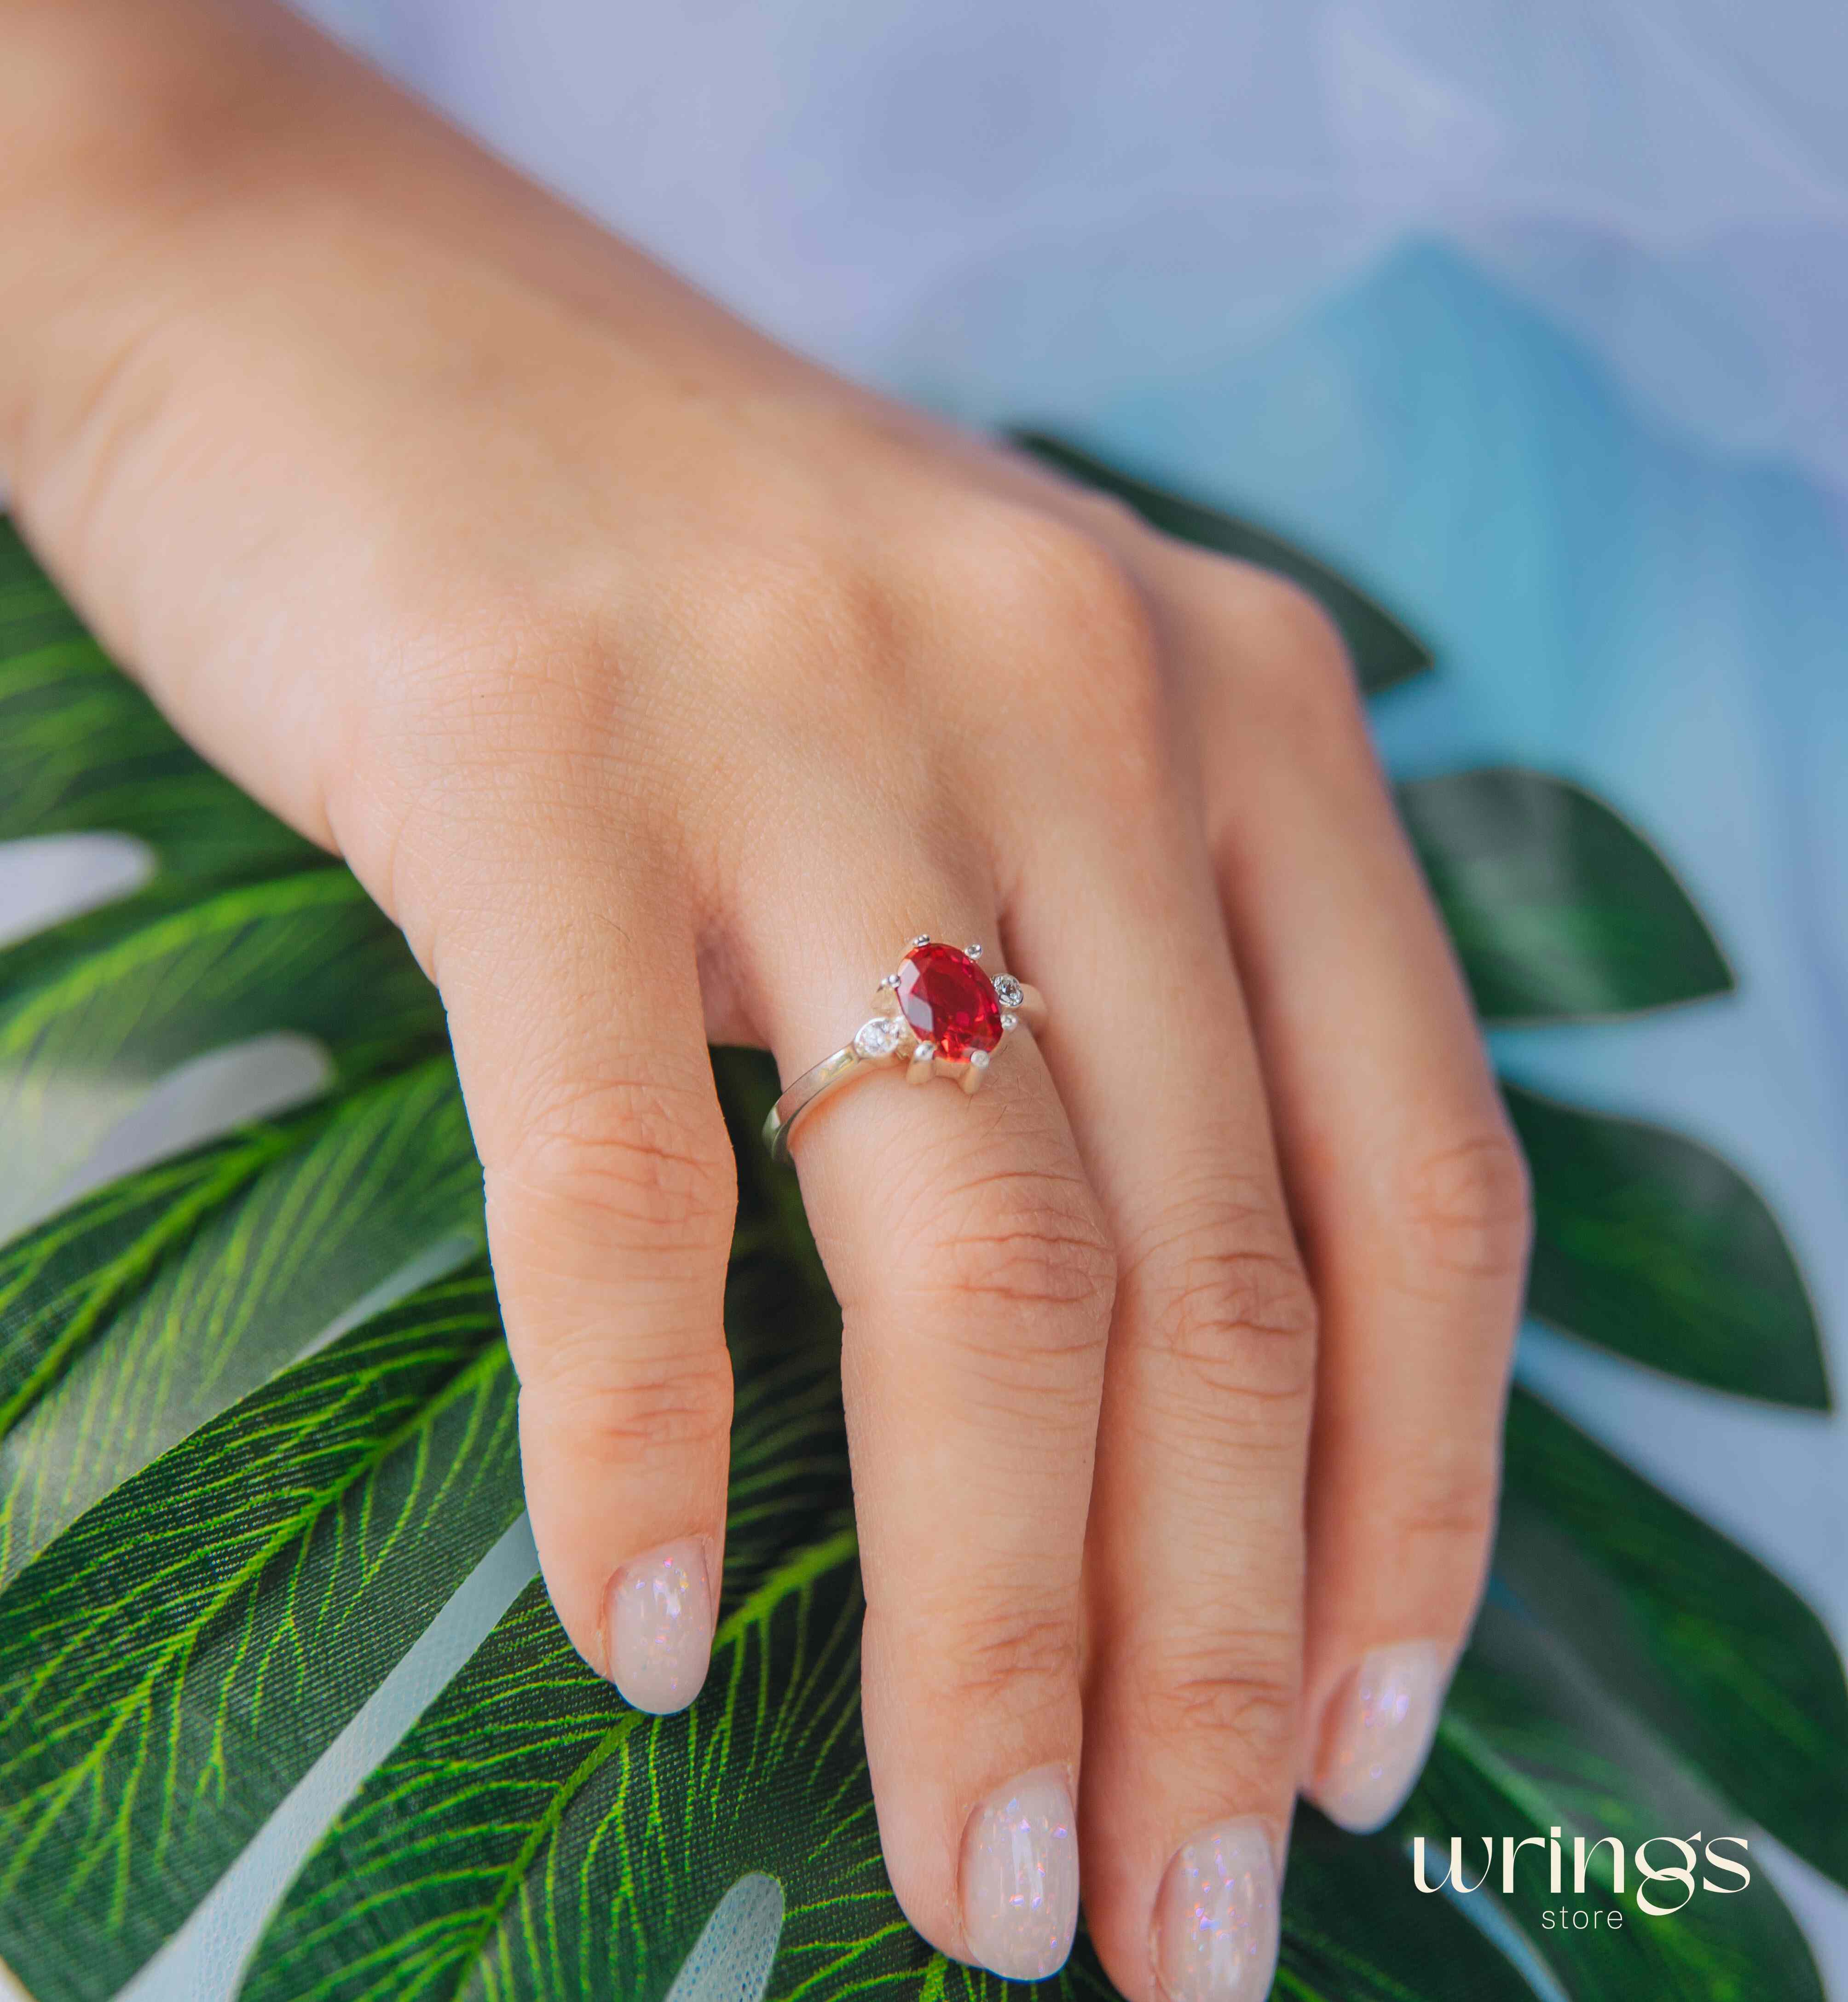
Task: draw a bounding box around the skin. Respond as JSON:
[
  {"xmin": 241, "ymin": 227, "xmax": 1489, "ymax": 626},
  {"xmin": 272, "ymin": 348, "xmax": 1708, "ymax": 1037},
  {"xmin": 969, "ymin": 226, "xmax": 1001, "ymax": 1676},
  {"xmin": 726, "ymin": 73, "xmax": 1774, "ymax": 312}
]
[{"xmin": 1, "ymin": 1, "xmax": 1532, "ymax": 1992}]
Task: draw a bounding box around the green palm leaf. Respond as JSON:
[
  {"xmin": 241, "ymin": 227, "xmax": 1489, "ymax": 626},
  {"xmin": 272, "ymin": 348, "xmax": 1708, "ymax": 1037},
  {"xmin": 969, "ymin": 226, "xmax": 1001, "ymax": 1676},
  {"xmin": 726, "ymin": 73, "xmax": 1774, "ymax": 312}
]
[
  {"xmin": 0, "ymin": 1057, "xmax": 484, "ymax": 1586},
  {"xmin": 0, "ymin": 522, "xmax": 312, "ymax": 882},
  {"xmin": 1509, "ymin": 1084, "xmax": 1829, "ymax": 1407},
  {"xmin": 0, "ymin": 870, "xmax": 443, "ymax": 1238},
  {"xmin": 1497, "ymin": 1389, "xmax": 1848, "ymax": 1890},
  {"xmin": 244, "ymin": 1278, "xmax": 869, "ymax": 2002},
  {"xmin": 1397, "ymin": 769, "xmax": 1732, "ymax": 1021},
  {"xmin": 243, "ymin": 1541, "xmax": 884, "ymax": 2002},
  {"xmin": 1405, "ymin": 1603, "xmax": 1825, "ymax": 2002},
  {"xmin": 0, "ymin": 640, "xmax": 312, "ymax": 884},
  {"xmin": 0, "ymin": 521, "xmax": 86, "ymax": 659},
  {"xmin": 0, "ymin": 1269, "xmax": 523, "ymax": 2002},
  {"xmin": 1276, "ymin": 1810, "xmax": 1534, "ymax": 2002},
  {"xmin": 0, "ymin": 1111, "xmax": 310, "ymax": 1432}
]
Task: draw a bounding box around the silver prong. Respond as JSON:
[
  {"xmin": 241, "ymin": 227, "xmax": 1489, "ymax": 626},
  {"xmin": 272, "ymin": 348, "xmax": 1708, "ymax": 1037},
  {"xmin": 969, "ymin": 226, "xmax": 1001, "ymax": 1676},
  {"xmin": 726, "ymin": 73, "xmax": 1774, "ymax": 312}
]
[
  {"xmin": 962, "ymin": 1050, "xmax": 991, "ymax": 1095},
  {"xmin": 1000, "ymin": 1011, "xmax": 1018, "ymax": 1034},
  {"xmin": 879, "ymin": 972, "xmax": 901, "ymax": 989},
  {"xmin": 907, "ymin": 1042, "xmax": 936, "ymax": 1085},
  {"xmin": 966, "ymin": 941, "xmax": 984, "ymax": 958},
  {"xmin": 910, "ymin": 934, "xmax": 931, "ymax": 948}
]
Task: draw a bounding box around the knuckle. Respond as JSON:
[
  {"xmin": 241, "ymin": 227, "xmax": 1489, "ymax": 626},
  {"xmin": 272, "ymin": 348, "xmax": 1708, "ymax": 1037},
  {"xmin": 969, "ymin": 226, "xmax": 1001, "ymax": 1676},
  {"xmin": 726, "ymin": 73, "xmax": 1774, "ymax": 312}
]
[
  {"xmin": 498, "ymin": 1072, "xmax": 737, "ymax": 1253},
  {"xmin": 331, "ymin": 624, "xmax": 655, "ymax": 939},
  {"xmin": 949, "ymin": 503, "xmax": 1153, "ymax": 650},
  {"xmin": 1226, "ymin": 572, "xmax": 1365, "ymax": 744},
  {"xmin": 712, "ymin": 532, "xmax": 905, "ymax": 689},
  {"xmin": 1133, "ymin": 1634, "xmax": 1299, "ymax": 1753},
  {"xmin": 1125, "ymin": 1189, "xmax": 1319, "ymax": 1409},
  {"xmin": 519, "ymin": 1346, "xmax": 734, "ymax": 1458},
  {"xmin": 1242, "ymin": 572, "xmax": 1352, "ymax": 674},
  {"xmin": 910, "ymin": 1163, "xmax": 1118, "ymax": 1333},
  {"xmin": 1057, "ymin": 482, "xmax": 1152, "ymax": 547},
  {"xmin": 1217, "ymin": 568, "xmax": 1351, "ymax": 677},
  {"xmin": 934, "ymin": 1596, "xmax": 1080, "ymax": 1712},
  {"xmin": 1396, "ymin": 1126, "xmax": 1533, "ymax": 1288},
  {"xmin": 865, "ymin": 1157, "xmax": 1115, "ymax": 1425},
  {"xmin": 1169, "ymin": 1242, "xmax": 1319, "ymax": 1383},
  {"xmin": 941, "ymin": 504, "xmax": 1169, "ymax": 736},
  {"xmin": 1392, "ymin": 1448, "xmax": 1502, "ymax": 1568}
]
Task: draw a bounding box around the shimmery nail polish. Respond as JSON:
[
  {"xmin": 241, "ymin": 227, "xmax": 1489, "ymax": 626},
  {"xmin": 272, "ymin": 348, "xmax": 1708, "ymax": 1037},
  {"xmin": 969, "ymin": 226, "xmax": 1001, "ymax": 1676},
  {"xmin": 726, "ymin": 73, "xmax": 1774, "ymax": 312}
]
[
  {"xmin": 959, "ymin": 1766, "xmax": 1080, "ymax": 1981},
  {"xmin": 1152, "ymin": 1818, "xmax": 1278, "ymax": 2002},
  {"xmin": 1310, "ymin": 1638, "xmax": 1444, "ymax": 1832},
  {"xmin": 606, "ymin": 1538, "xmax": 714, "ymax": 1713}
]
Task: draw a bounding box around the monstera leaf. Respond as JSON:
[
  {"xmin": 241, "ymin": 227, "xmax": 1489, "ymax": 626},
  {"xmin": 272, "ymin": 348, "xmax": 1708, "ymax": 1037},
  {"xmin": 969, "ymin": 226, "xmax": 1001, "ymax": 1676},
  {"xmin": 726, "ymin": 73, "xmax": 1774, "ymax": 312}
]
[
  {"xmin": 1396, "ymin": 769, "xmax": 1732, "ymax": 1021},
  {"xmin": 0, "ymin": 1273, "xmax": 522, "ymax": 2002},
  {"xmin": 1403, "ymin": 1609, "xmax": 1826, "ymax": 2002},
  {"xmin": 1506, "ymin": 1084, "xmax": 1827, "ymax": 1406},
  {"xmin": 0, "ymin": 499, "xmax": 1840, "ymax": 2002},
  {"xmin": 1496, "ymin": 1389, "xmax": 1848, "ymax": 1887},
  {"xmin": 0, "ymin": 523, "xmax": 312, "ymax": 884},
  {"xmin": 0, "ymin": 1059, "xmax": 483, "ymax": 1587}
]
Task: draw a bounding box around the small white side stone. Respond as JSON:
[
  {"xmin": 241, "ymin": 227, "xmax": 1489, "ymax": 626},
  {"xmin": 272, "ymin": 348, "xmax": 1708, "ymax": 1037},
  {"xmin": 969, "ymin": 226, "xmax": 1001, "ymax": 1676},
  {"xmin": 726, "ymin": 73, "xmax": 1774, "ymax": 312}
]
[{"xmin": 855, "ymin": 1016, "xmax": 908, "ymax": 1059}]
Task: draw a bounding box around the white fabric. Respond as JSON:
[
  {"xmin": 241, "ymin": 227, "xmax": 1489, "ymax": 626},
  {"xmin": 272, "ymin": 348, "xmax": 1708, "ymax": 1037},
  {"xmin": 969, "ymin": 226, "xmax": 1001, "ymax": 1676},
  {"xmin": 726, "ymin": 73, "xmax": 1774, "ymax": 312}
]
[{"xmin": 305, "ymin": 0, "xmax": 1848, "ymax": 501}]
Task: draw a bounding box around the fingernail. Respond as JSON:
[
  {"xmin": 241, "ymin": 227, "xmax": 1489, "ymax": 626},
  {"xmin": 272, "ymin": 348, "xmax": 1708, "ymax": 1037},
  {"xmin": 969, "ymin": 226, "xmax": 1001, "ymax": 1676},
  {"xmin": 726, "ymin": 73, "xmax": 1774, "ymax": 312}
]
[
  {"xmin": 1310, "ymin": 1638, "xmax": 1445, "ymax": 1832},
  {"xmin": 1152, "ymin": 1818, "xmax": 1279, "ymax": 2002},
  {"xmin": 605, "ymin": 1537, "xmax": 714, "ymax": 1713},
  {"xmin": 959, "ymin": 1765, "xmax": 1080, "ymax": 1981}
]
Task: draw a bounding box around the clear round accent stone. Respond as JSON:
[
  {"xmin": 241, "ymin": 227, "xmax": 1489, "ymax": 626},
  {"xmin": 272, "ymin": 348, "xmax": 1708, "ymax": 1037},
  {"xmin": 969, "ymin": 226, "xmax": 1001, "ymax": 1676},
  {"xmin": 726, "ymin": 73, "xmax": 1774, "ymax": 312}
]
[
  {"xmin": 994, "ymin": 975, "xmax": 1024, "ymax": 1009},
  {"xmin": 855, "ymin": 1016, "xmax": 908, "ymax": 1059},
  {"xmin": 968, "ymin": 1049, "xmax": 992, "ymax": 1069}
]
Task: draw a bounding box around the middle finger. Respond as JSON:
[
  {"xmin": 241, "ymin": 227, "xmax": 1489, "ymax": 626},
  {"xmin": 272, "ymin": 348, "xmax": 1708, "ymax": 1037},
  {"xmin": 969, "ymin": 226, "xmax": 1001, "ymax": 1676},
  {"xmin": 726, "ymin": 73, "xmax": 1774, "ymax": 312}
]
[{"xmin": 1002, "ymin": 632, "xmax": 1316, "ymax": 2002}]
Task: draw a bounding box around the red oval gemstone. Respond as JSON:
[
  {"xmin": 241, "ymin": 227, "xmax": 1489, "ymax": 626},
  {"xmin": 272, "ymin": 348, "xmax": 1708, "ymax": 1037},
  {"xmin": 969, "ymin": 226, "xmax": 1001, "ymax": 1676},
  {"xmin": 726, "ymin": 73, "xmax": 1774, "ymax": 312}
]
[{"xmin": 895, "ymin": 944, "xmax": 1003, "ymax": 1062}]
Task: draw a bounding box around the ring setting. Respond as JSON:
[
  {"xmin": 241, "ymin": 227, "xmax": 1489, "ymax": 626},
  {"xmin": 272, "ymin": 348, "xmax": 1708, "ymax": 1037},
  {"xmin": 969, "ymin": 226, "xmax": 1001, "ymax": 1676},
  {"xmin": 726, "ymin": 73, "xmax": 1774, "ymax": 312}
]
[{"xmin": 764, "ymin": 937, "xmax": 1045, "ymax": 1160}]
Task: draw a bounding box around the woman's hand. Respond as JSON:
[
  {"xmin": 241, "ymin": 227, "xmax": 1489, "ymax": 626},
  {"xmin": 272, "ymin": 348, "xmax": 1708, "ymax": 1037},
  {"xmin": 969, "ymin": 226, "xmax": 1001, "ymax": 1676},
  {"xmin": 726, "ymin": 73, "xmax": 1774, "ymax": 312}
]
[{"xmin": 2, "ymin": 4, "xmax": 1530, "ymax": 1995}]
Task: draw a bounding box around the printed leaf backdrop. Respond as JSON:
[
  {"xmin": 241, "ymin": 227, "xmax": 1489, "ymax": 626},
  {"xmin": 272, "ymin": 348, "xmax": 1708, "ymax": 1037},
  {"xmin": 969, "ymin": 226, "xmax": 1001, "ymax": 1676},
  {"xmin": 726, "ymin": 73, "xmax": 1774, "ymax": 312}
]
[{"xmin": 0, "ymin": 464, "xmax": 1842, "ymax": 2002}]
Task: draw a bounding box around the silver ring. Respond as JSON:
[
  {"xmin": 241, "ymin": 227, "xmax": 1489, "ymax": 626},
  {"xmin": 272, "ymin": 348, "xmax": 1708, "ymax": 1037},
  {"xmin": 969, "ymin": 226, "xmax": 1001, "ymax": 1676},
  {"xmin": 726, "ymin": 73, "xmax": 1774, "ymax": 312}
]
[{"xmin": 764, "ymin": 936, "xmax": 1046, "ymax": 1163}]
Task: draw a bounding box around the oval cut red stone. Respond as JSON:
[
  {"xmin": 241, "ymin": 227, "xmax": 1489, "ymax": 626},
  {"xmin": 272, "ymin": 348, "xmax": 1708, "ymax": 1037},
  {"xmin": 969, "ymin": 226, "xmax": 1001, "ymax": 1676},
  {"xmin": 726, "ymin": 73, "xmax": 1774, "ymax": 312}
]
[{"xmin": 895, "ymin": 944, "xmax": 1003, "ymax": 1062}]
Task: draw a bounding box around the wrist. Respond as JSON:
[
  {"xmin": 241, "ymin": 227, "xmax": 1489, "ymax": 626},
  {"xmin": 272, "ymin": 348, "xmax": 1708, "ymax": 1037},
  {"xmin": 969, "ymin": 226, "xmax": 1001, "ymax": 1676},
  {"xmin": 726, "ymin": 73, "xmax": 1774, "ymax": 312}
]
[
  {"xmin": 0, "ymin": 1, "xmax": 324, "ymax": 489},
  {"xmin": 2, "ymin": 0, "xmax": 310, "ymax": 189}
]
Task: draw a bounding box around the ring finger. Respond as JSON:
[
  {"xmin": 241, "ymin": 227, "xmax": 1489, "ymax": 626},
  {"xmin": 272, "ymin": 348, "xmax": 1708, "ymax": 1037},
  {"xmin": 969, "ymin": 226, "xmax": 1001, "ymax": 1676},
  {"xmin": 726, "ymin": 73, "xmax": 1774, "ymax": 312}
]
[{"xmin": 741, "ymin": 841, "xmax": 1114, "ymax": 1983}]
